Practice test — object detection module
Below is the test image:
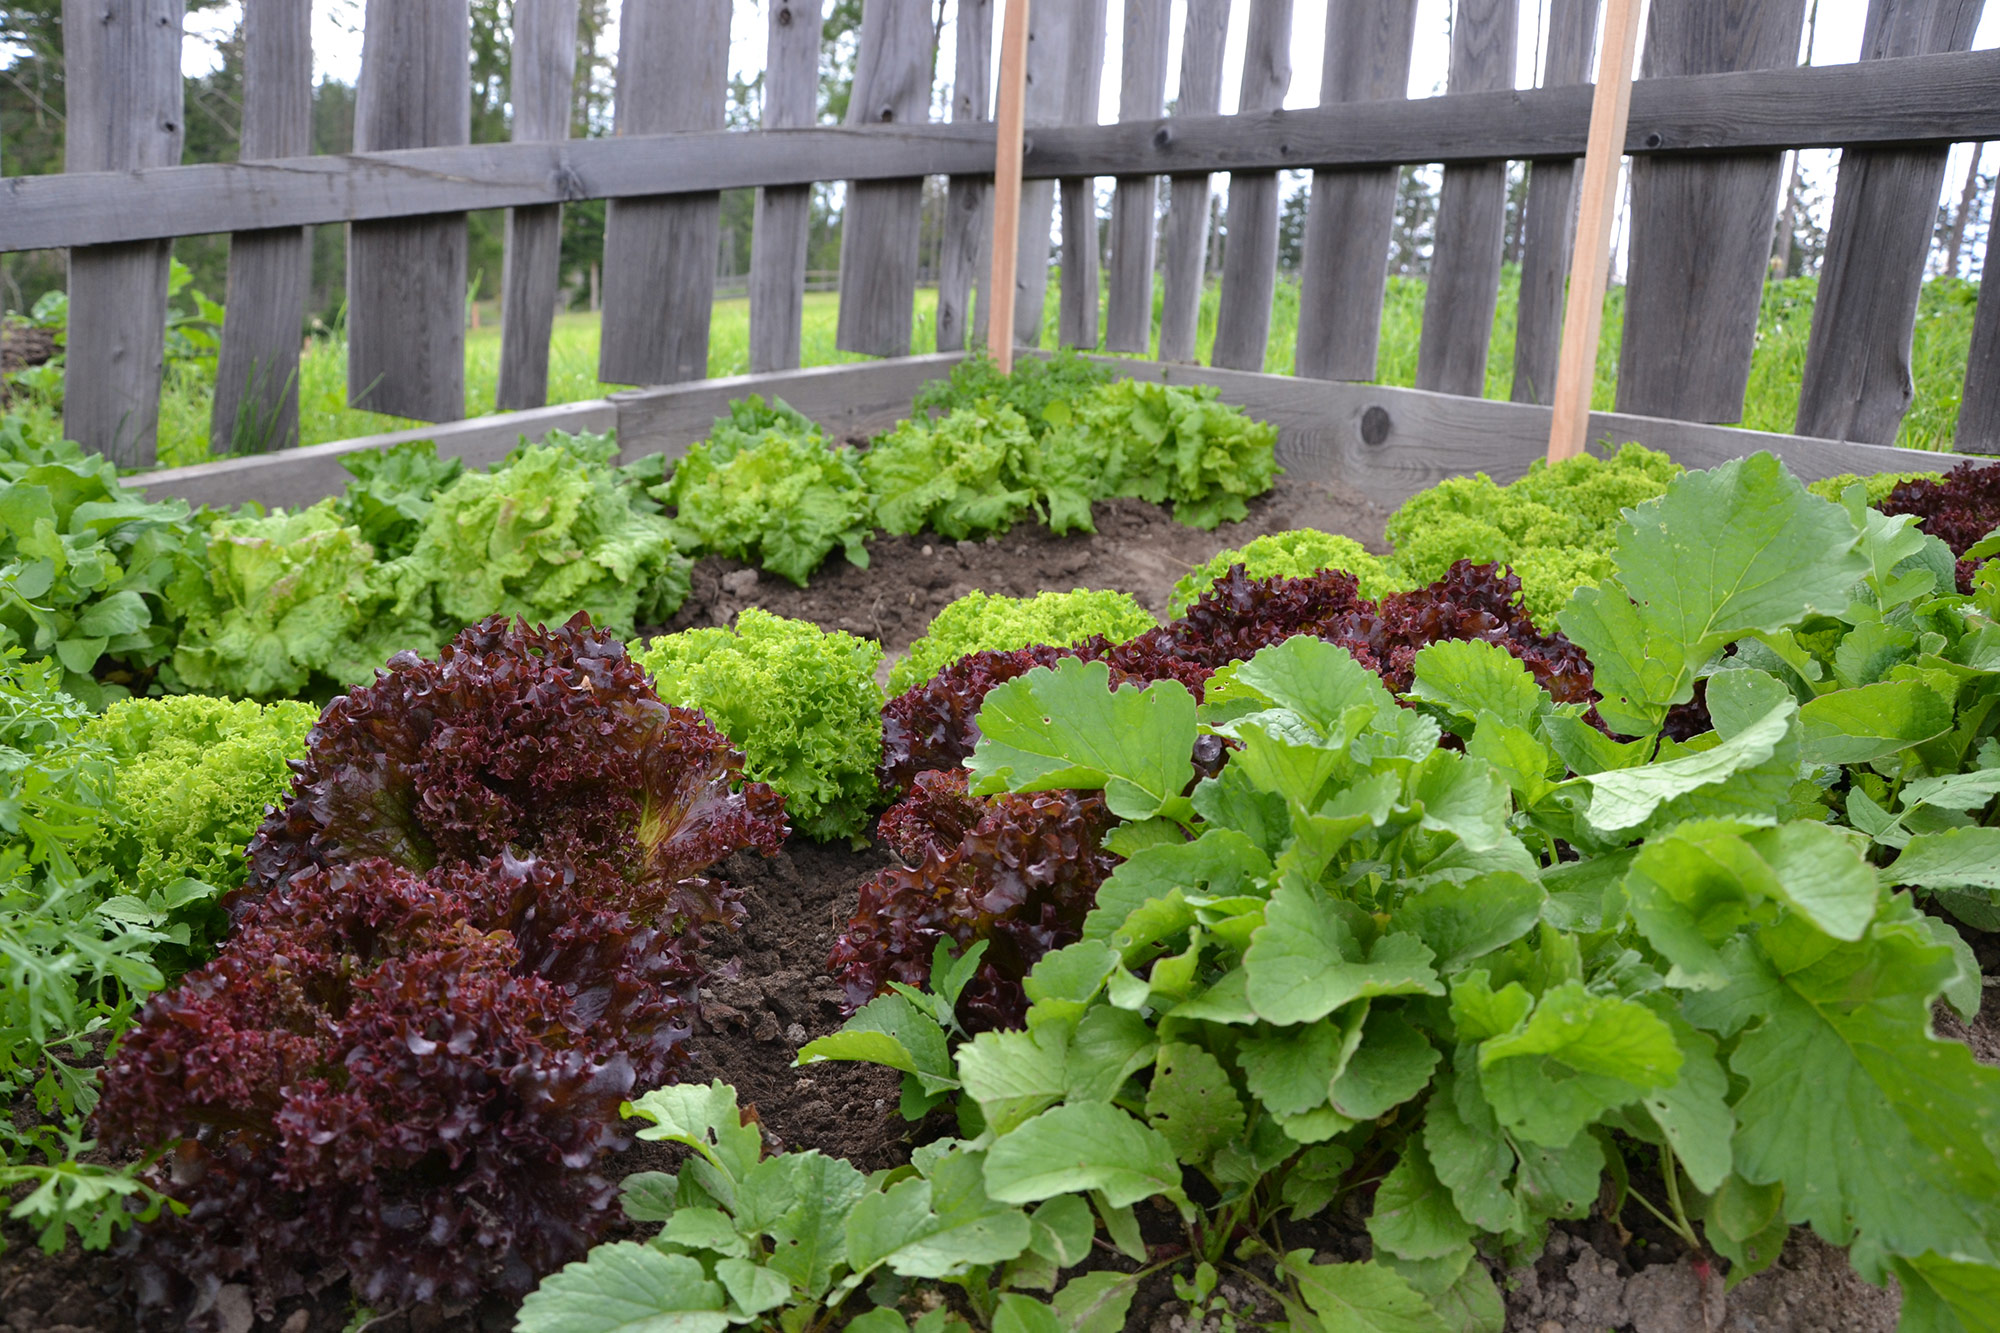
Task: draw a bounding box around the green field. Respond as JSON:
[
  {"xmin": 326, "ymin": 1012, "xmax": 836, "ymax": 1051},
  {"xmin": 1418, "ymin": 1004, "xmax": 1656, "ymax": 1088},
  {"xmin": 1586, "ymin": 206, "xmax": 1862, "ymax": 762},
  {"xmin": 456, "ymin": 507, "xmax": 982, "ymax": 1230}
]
[{"xmin": 116, "ymin": 270, "xmax": 1980, "ymax": 469}]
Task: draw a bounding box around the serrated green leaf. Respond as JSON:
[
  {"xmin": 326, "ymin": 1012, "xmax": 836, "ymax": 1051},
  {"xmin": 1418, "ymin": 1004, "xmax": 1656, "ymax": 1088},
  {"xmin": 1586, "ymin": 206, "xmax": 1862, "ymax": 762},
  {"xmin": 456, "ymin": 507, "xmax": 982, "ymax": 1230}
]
[
  {"xmin": 1388, "ymin": 873, "xmax": 1545, "ymax": 975},
  {"xmin": 1369, "ymin": 1140, "xmax": 1477, "ymax": 1262},
  {"xmin": 1636, "ymin": 1002, "xmax": 1734, "ymax": 1194},
  {"xmin": 984, "ymin": 1103, "xmax": 1186, "ymax": 1208},
  {"xmin": 967, "ymin": 658, "xmax": 1196, "ymax": 819},
  {"xmin": 619, "ymin": 1172, "xmax": 682, "ymax": 1223},
  {"xmin": 1799, "ymin": 679, "xmax": 1954, "ymax": 765},
  {"xmin": 1406, "ymin": 750, "xmax": 1517, "ymax": 852},
  {"xmin": 1424, "ymin": 1063, "xmax": 1520, "ymax": 1235},
  {"xmin": 1239, "ymin": 1013, "xmax": 1350, "ymax": 1118},
  {"xmin": 1281, "ymin": 1252, "xmax": 1455, "ymax": 1333},
  {"xmin": 1579, "ymin": 700, "xmax": 1797, "ymax": 834},
  {"xmin": 956, "ymin": 1025, "xmax": 1070, "ymax": 1135},
  {"xmin": 1478, "ymin": 983, "xmax": 1681, "ymax": 1147},
  {"xmin": 796, "ymin": 993, "xmax": 956, "ymax": 1093},
  {"xmin": 1245, "ymin": 881, "xmax": 1441, "ymax": 1025},
  {"xmin": 1145, "ymin": 1041, "xmax": 1247, "ymax": 1163},
  {"xmin": 514, "ymin": 1243, "xmax": 730, "ymax": 1333},
  {"xmin": 760, "ymin": 1151, "xmax": 867, "ymax": 1295},
  {"xmin": 658, "ymin": 1206, "xmax": 746, "ymax": 1258},
  {"xmin": 1408, "ymin": 638, "xmax": 1547, "ymax": 733},
  {"xmin": 628, "ymin": 1082, "xmax": 763, "ymax": 1187},
  {"xmin": 713, "ymin": 1258, "xmax": 790, "ymax": 1317},
  {"xmin": 1891, "ymin": 827, "xmax": 2000, "ymax": 893},
  {"xmin": 1200, "ymin": 635, "xmax": 1399, "ymax": 737},
  {"xmin": 1513, "ymin": 1130, "xmax": 1603, "ymax": 1227},
  {"xmin": 1332, "ymin": 1007, "xmax": 1441, "ymax": 1121},
  {"xmin": 845, "ymin": 1148, "xmax": 1033, "ymax": 1280},
  {"xmin": 992, "ymin": 1294, "xmax": 1065, "ymax": 1333}
]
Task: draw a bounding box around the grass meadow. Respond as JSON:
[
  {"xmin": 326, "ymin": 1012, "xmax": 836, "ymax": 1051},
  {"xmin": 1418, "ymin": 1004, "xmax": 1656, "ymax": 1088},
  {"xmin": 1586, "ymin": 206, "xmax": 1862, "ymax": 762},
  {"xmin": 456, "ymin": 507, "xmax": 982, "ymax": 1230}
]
[{"xmin": 119, "ymin": 269, "xmax": 1983, "ymax": 469}]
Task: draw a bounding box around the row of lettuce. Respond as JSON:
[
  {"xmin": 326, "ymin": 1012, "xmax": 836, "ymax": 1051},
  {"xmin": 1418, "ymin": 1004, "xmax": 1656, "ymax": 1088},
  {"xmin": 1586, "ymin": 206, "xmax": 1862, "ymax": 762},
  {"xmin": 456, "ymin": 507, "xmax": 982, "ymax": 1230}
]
[
  {"xmin": 6, "ymin": 442, "xmax": 2000, "ymax": 1331},
  {"xmin": 0, "ymin": 352, "xmax": 1278, "ymax": 704}
]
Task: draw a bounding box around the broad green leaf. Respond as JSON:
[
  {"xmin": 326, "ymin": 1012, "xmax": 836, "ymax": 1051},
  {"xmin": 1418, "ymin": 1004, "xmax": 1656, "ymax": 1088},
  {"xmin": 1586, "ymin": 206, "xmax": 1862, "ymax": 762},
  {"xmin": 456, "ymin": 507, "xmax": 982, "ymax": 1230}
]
[
  {"xmin": 514, "ymin": 1243, "xmax": 730, "ymax": 1333},
  {"xmin": 1579, "ymin": 699, "xmax": 1796, "ymax": 834},
  {"xmin": 1478, "ymin": 983, "xmax": 1681, "ymax": 1147},
  {"xmin": 1901, "ymin": 768, "xmax": 2000, "ymax": 815},
  {"xmin": 1050, "ymin": 1270, "xmax": 1142, "ymax": 1333},
  {"xmin": 1144, "ymin": 1041, "xmax": 1247, "ymax": 1163},
  {"xmin": 968, "ymin": 659, "xmax": 1196, "ymax": 820},
  {"xmin": 658, "ymin": 1206, "xmax": 746, "ymax": 1258},
  {"xmin": 73, "ymin": 589, "xmax": 149, "ymax": 639},
  {"xmin": 1282, "ymin": 1142, "xmax": 1358, "ymax": 1220},
  {"xmin": 1406, "ymin": 751, "xmax": 1516, "ymax": 852},
  {"xmin": 760, "ymin": 1151, "xmax": 867, "ymax": 1295},
  {"xmin": 1023, "ymin": 940, "xmax": 1117, "ymax": 1021},
  {"xmin": 1066, "ymin": 1004, "xmax": 1158, "ymax": 1101},
  {"xmin": 619, "ymin": 1172, "xmax": 682, "ymax": 1223},
  {"xmin": 1446, "ymin": 972, "xmax": 1533, "ymax": 1042},
  {"xmin": 712, "ymin": 1259, "xmax": 789, "ymax": 1318},
  {"xmin": 992, "ymin": 1295, "xmax": 1065, "ymax": 1333},
  {"xmin": 1424, "ymin": 1259, "xmax": 1505, "ymax": 1333},
  {"xmin": 628, "ymin": 1082, "xmax": 763, "ymax": 1186},
  {"xmin": 1683, "ymin": 919, "xmax": 2000, "ymax": 1260},
  {"xmin": 1027, "ymin": 1195, "xmax": 1095, "ymax": 1266},
  {"xmin": 1891, "ymin": 827, "xmax": 2000, "ymax": 893},
  {"xmin": 1281, "ymin": 1252, "xmax": 1454, "ymax": 1333},
  {"xmin": 1084, "ymin": 830, "xmax": 1272, "ymax": 942},
  {"xmin": 1389, "ymin": 873, "xmax": 1544, "ymax": 975},
  {"xmin": 1424, "ymin": 1065, "xmax": 1520, "ymax": 1235},
  {"xmin": 956, "ymin": 1025, "xmax": 1070, "ymax": 1135},
  {"xmin": 1799, "ymin": 678, "xmax": 1955, "ymax": 765},
  {"xmin": 797, "ymin": 993, "xmax": 955, "ymax": 1093},
  {"xmin": 1245, "ymin": 881, "xmax": 1441, "ymax": 1025},
  {"xmin": 1201, "ymin": 635, "xmax": 1398, "ymax": 737},
  {"xmin": 1331, "ymin": 1007, "xmax": 1441, "ymax": 1120},
  {"xmin": 1513, "ymin": 1130, "xmax": 1604, "ymax": 1227},
  {"xmin": 1704, "ymin": 667, "xmax": 1795, "ymax": 739},
  {"xmin": 1239, "ymin": 1015, "xmax": 1350, "ymax": 1118},
  {"xmin": 1368, "ymin": 1140, "xmax": 1477, "ymax": 1262},
  {"xmin": 1636, "ymin": 1002, "xmax": 1734, "ymax": 1194},
  {"xmin": 983, "ymin": 1103, "xmax": 1186, "ymax": 1209},
  {"xmin": 1741, "ymin": 821, "xmax": 1879, "ymax": 941},
  {"xmin": 1886, "ymin": 1253, "xmax": 2000, "ymax": 1333},
  {"xmin": 846, "ymin": 1149, "xmax": 1033, "ymax": 1280},
  {"xmin": 1465, "ymin": 718, "xmax": 1560, "ymax": 805},
  {"xmin": 1560, "ymin": 454, "xmax": 1864, "ymax": 734},
  {"xmin": 1407, "ymin": 638, "xmax": 1547, "ymax": 733}
]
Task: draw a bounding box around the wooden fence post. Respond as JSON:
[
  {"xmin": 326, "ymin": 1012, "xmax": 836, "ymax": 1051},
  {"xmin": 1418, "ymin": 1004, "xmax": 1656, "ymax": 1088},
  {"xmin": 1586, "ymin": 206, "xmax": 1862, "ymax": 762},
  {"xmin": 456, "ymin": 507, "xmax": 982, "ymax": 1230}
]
[
  {"xmin": 1057, "ymin": 0, "xmax": 1110, "ymax": 350},
  {"xmin": 1960, "ymin": 257, "xmax": 2000, "ymax": 452},
  {"xmin": 63, "ymin": 0, "xmax": 184, "ymax": 467},
  {"xmin": 1013, "ymin": 2, "xmax": 1073, "ymax": 349},
  {"xmin": 496, "ymin": 0, "xmax": 580, "ymax": 411},
  {"xmin": 990, "ymin": 0, "xmax": 1032, "ymax": 371},
  {"xmin": 1158, "ymin": 0, "xmax": 1233, "ymax": 363},
  {"xmin": 1415, "ymin": 0, "xmax": 1518, "ymax": 396},
  {"xmin": 348, "ymin": 0, "xmax": 471, "ymax": 424},
  {"xmin": 1617, "ymin": 0, "xmax": 1809, "ymax": 422},
  {"xmin": 1795, "ymin": 0, "xmax": 1984, "ymax": 444},
  {"xmin": 1293, "ymin": 0, "xmax": 1420, "ymax": 382},
  {"xmin": 1212, "ymin": 0, "xmax": 1294, "ymax": 372},
  {"xmin": 1510, "ymin": 0, "xmax": 1601, "ymax": 406},
  {"xmin": 750, "ymin": 0, "xmax": 824, "ymax": 372},
  {"xmin": 836, "ymin": 0, "xmax": 936, "ymax": 358},
  {"xmin": 211, "ymin": 0, "xmax": 310, "ymax": 454},
  {"xmin": 1105, "ymin": 0, "xmax": 1171, "ymax": 354},
  {"xmin": 936, "ymin": 0, "xmax": 995, "ymax": 354},
  {"xmin": 597, "ymin": 0, "xmax": 729, "ymax": 386}
]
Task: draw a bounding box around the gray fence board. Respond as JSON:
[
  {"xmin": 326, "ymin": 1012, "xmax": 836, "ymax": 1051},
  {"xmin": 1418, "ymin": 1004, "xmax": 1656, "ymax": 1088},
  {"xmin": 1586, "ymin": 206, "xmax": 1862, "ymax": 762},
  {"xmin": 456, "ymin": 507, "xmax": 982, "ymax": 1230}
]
[
  {"xmin": 1106, "ymin": 0, "xmax": 1171, "ymax": 354},
  {"xmin": 62, "ymin": 0, "xmax": 184, "ymax": 467},
  {"xmin": 16, "ymin": 51, "xmax": 2000, "ymax": 254},
  {"xmin": 1415, "ymin": 0, "xmax": 1518, "ymax": 396},
  {"xmin": 936, "ymin": 0, "xmax": 994, "ymax": 354},
  {"xmin": 496, "ymin": 0, "xmax": 579, "ymax": 411},
  {"xmin": 1618, "ymin": 0, "xmax": 1809, "ymax": 423},
  {"xmin": 1213, "ymin": 0, "xmax": 1295, "ymax": 372},
  {"xmin": 1509, "ymin": 0, "xmax": 1599, "ymax": 406},
  {"xmin": 750, "ymin": 0, "xmax": 824, "ymax": 372},
  {"xmin": 836, "ymin": 0, "xmax": 936, "ymax": 358},
  {"xmin": 1158, "ymin": 0, "xmax": 1234, "ymax": 363},
  {"xmin": 1058, "ymin": 0, "xmax": 1111, "ymax": 350},
  {"xmin": 347, "ymin": 0, "xmax": 471, "ymax": 425},
  {"xmin": 1961, "ymin": 265, "xmax": 2000, "ymax": 453},
  {"xmin": 598, "ymin": 0, "xmax": 729, "ymax": 387},
  {"xmin": 1014, "ymin": 3, "xmax": 1074, "ymax": 349},
  {"xmin": 211, "ymin": 0, "xmax": 310, "ymax": 454},
  {"xmin": 1294, "ymin": 0, "xmax": 1420, "ymax": 382},
  {"xmin": 1795, "ymin": 0, "xmax": 1985, "ymax": 443}
]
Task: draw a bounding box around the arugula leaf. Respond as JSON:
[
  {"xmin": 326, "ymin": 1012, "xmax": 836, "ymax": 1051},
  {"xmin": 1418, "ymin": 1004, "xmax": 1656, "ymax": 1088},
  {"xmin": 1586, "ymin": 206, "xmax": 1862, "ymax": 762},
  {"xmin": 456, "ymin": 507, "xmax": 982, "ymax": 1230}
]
[{"xmin": 968, "ymin": 659, "xmax": 1198, "ymax": 821}]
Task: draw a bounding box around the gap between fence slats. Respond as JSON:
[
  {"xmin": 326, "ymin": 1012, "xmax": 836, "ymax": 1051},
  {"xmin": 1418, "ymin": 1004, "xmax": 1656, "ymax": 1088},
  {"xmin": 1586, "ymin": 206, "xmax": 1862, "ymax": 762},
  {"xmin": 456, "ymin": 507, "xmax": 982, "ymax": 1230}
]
[
  {"xmin": 1105, "ymin": 0, "xmax": 1171, "ymax": 354},
  {"xmin": 597, "ymin": 0, "xmax": 729, "ymax": 387},
  {"xmin": 1618, "ymin": 0, "xmax": 1809, "ymax": 423},
  {"xmin": 936, "ymin": 0, "xmax": 994, "ymax": 354},
  {"xmin": 836, "ymin": 0, "xmax": 937, "ymax": 358},
  {"xmin": 496, "ymin": 0, "xmax": 579, "ymax": 412},
  {"xmin": 1158, "ymin": 0, "xmax": 1233, "ymax": 363},
  {"xmin": 1294, "ymin": 0, "xmax": 1419, "ymax": 383},
  {"xmin": 750, "ymin": 0, "xmax": 823, "ymax": 373},
  {"xmin": 1510, "ymin": 0, "xmax": 1600, "ymax": 407},
  {"xmin": 211, "ymin": 0, "xmax": 310, "ymax": 455},
  {"xmin": 61, "ymin": 0, "xmax": 184, "ymax": 468},
  {"xmin": 1795, "ymin": 0, "xmax": 1985, "ymax": 444},
  {"xmin": 347, "ymin": 0, "xmax": 471, "ymax": 425},
  {"xmin": 1213, "ymin": 0, "xmax": 1295, "ymax": 372},
  {"xmin": 1058, "ymin": 0, "xmax": 1111, "ymax": 350},
  {"xmin": 1415, "ymin": 0, "xmax": 1517, "ymax": 397}
]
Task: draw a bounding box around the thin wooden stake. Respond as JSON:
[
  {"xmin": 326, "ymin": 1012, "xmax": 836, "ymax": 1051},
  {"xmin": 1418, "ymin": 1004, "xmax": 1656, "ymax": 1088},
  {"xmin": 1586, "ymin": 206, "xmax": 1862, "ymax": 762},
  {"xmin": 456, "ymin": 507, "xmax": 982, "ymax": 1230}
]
[
  {"xmin": 1547, "ymin": 0, "xmax": 1643, "ymax": 462},
  {"xmin": 989, "ymin": 0, "xmax": 1032, "ymax": 374}
]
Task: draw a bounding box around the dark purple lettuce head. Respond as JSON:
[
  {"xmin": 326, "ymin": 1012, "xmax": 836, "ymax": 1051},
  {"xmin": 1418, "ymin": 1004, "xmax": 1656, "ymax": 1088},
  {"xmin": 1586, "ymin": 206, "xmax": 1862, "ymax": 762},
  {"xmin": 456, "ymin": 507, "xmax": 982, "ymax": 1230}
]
[
  {"xmin": 96, "ymin": 852, "xmax": 698, "ymax": 1312},
  {"xmin": 243, "ymin": 613, "xmax": 787, "ymax": 932}
]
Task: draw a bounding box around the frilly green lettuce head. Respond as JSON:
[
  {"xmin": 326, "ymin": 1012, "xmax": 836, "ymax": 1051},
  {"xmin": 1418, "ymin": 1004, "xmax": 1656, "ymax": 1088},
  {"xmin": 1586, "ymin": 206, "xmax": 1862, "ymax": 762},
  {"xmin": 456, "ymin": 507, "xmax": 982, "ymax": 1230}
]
[{"xmin": 893, "ymin": 588, "xmax": 1158, "ymax": 696}]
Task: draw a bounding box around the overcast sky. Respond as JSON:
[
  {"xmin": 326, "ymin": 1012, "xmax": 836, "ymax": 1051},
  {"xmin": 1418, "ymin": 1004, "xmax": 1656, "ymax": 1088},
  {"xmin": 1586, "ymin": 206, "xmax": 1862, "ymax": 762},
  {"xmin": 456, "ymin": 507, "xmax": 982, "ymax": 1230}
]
[{"xmin": 174, "ymin": 1, "xmax": 2000, "ymax": 277}]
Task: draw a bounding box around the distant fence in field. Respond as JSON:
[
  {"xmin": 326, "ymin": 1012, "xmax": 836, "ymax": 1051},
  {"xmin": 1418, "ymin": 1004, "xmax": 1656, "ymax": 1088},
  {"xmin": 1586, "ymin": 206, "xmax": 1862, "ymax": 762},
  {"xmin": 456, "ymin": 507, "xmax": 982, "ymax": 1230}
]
[{"xmin": 3, "ymin": 0, "xmax": 1999, "ymax": 482}]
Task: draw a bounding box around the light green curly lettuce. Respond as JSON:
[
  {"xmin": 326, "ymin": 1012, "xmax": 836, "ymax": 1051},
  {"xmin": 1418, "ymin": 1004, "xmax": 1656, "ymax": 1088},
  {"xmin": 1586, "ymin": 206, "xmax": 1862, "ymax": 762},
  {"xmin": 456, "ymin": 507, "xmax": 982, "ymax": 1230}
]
[
  {"xmin": 1169, "ymin": 529, "xmax": 1409, "ymax": 616},
  {"xmin": 1057, "ymin": 379, "xmax": 1281, "ymax": 530},
  {"xmin": 863, "ymin": 403, "xmax": 1040, "ymax": 541},
  {"xmin": 84, "ymin": 693, "xmax": 315, "ymax": 963},
  {"xmin": 889, "ymin": 588, "xmax": 1158, "ymax": 695},
  {"xmin": 632, "ymin": 609, "xmax": 885, "ymax": 843},
  {"xmin": 654, "ymin": 397, "xmax": 871, "ymax": 586},
  {"xmin": 1806, "ymin": 470, "xmax": 1941, "ymax": 507},
  {"xmin": 390, "ymin": 442, "xmax": 691, "ymax": 638},
  {"xmin": 167, "ymin": 501, "xmax": 433, "ymax": 699},
  {"xmin": 1384, "ymin": 443, "xmax": 1683, "ymax": 624}
]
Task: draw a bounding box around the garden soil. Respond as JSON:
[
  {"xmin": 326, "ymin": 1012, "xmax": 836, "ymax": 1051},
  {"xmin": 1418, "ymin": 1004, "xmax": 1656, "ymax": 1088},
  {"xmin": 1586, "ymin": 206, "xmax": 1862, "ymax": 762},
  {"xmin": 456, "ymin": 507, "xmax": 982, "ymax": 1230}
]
[{"xmin": 7, "ymin": 478, "xmax": 1998, "ymax": 1332}]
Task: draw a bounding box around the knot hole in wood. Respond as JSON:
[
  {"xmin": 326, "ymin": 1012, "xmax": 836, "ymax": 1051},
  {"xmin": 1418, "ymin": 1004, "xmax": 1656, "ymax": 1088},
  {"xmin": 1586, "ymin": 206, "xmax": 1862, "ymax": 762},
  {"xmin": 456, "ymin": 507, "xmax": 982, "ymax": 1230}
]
[{"xmin": 1360, "ymin": 405, "xmax": 1392, "ymax": 447}]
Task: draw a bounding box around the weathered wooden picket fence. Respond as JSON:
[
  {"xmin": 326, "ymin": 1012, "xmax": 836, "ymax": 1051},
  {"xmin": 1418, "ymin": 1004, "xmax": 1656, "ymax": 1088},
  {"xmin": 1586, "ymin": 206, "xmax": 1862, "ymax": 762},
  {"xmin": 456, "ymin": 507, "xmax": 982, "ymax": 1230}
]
[{"xmin": 4, "ymin": 0, "xmax": 2000, "ymax": 513}]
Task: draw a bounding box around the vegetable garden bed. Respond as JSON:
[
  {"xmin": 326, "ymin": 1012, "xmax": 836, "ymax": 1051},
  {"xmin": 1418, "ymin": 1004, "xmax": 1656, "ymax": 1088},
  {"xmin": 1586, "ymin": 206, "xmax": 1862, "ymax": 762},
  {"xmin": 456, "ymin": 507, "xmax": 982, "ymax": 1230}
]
[{"xmin": 6, "ymin": 358, "xmax": 2000, "ymax": 1333}]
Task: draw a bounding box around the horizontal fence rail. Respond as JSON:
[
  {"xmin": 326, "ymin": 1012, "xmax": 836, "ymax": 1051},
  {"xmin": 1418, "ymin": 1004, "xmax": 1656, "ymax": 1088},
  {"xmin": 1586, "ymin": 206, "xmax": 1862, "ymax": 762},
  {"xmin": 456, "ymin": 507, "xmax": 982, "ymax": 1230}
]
[{"xmin": 6, "ymin": 48, "xmax": 2000, "ymax": 254}]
